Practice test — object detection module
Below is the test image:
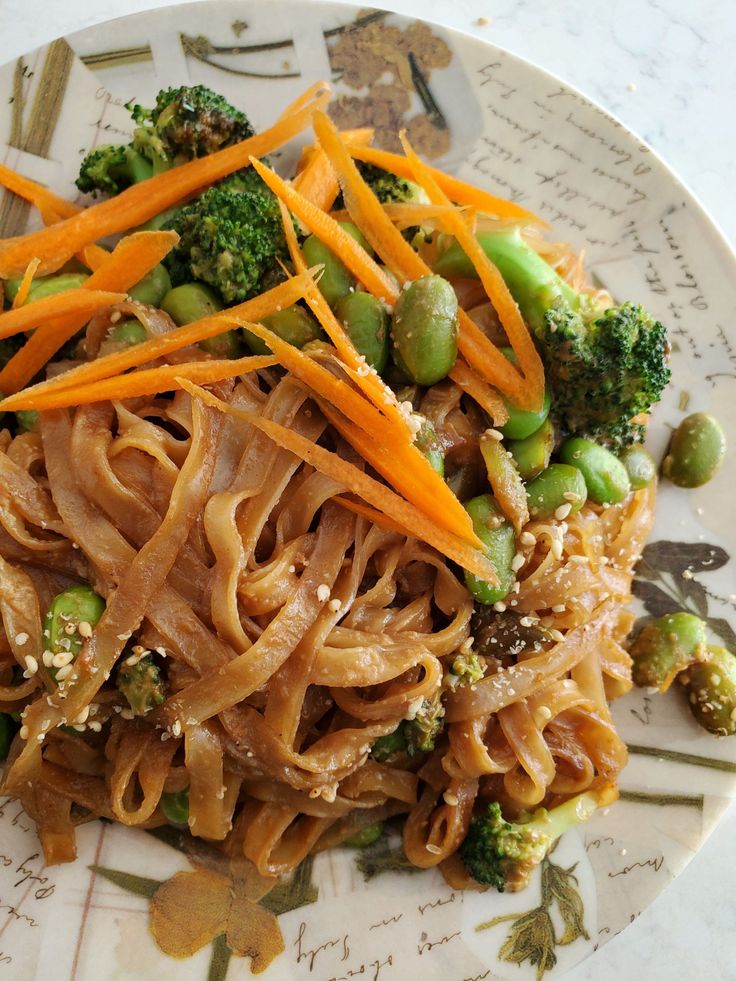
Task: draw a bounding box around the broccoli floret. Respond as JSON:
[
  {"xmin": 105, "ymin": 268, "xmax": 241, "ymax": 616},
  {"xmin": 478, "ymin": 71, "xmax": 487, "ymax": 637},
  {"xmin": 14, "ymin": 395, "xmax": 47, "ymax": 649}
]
[
  {"xmin": 358, "ymin": 162, "xmax": 429, "ymax": 206},
  {"xmin": 76, "ymin": 144, "xmax": 153, "ymax": 196},
  {"xmin": 434, "ymin": 227, "xmax": 671, "ymax": 450},
  {"xmin": 130, "ymin": 85, "xmax": 255, "ymax": 166},
  {"xmin": 449, "ymin": 650, "xmax": 485, "ymax": 686},
  {"xmin": 404, "ymin": 693, "xmax": 445, "ymax": 756},
  {"xmin": 117, "ymin": 653, "xmax": 165, "ymax": 717},
  {"xmin": 162, "ymin": 180, "xmax": 289, "ymax": 303},
  {"xmin": 460, "ymin": 788, "xmax": 612, "ymax": 892}
]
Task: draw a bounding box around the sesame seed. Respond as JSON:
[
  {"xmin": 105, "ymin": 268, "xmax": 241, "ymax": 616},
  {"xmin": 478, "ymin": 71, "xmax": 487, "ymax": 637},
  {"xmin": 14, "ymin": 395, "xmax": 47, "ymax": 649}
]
[
  {"xmin": 493, "ymin": 601, "xmax": 507, "ymax": 613},
  {"xmin": 171, "ymin": 720, "xmax": 182, "ymax": 738},
  {"xmin": 549, "ymin": 628, "xmax": 565, "ymax": 642},
  {"xmin": 682, "ymin": 569, "xmax": 693, "ymax": 580},
  {"xmin": 555, "ymin": 503, "xmax": 572, "ymax": 520},
  {"xmin": 551, "ymin": 604, "xmax": 566, "ymax": 613},
  {"xmin": 484, "ymin": 428, "xmax": 504, "ymax": 441},
  {"xmin": 519, "ymin": 616, "xmax": 538, "ymax": 627},
  {"xmin": 15, "ymin": 632, "xmax": 29, "ymax": 646},
  {"xmin": 443, "ymin": 791, "xmax": 459, "ymax": 806},
  {"xmin": 120, "ymin": 708, "xmax": 134, "ymax": 720},
  {"xmin": 425, "ymin": 843, "xmax": 442, "ymax": 855},
  {"xmin": 316, "ymin": 584, "xmax": 331, "ymax": 603},
  {"xmin": 42, "ymin": 650, "xmax": 54, "ymax": 668},
  {"xmin": 520, "ymin": 531, "xmax": 536, "ymax": 547},
  {"xmin": 562, "ymin": 492, "xmax": 581, "ymax": 503},
  {"xmin": 551, "ymin": 541, "xmax": 563, "ymax": 560},
  {"xmin": 71, "ymin": 706, "xmax": 90, "ymax": 725},
  {"xmin": 19, "ymin": 725, "xmax": 29, "ymax": 740},
  {"xmin": 55, "ymin": 664, "xmax": 73, "ymax": 681},
  {"xmin": 288, "ymin": 564, "xmax": 296, "ymax": 574},
  {"xmin": 328, "ymin": 598, "xmax": 342, "ymax": 612},
  {"xmin": 23, "ymin": 655, "xmax": 38, "ymax": 677},
  {"xmin": 72, "ymin": 724, "xmax": 87, "ymax": 732},
  {"xmin": 536, "ymin": 706, "xmax": 552, "ymax": 721},
  {"xmin": 52, "ymin": 651, "xmax": 74, "ymax": 669},
  {"xmin": 77, "ymin": 620, "xmax": 93, "ymax": 639},
  {"xmin": 511, "ymin": 553, "xmax": 525, "ymax": 573},
  {"xmin": 88, "ymin": 720, "xmax": 102, "ymax": 733}
]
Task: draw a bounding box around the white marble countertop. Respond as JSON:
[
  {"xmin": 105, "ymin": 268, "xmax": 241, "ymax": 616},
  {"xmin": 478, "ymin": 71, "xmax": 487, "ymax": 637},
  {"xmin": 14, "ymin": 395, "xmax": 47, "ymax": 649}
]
[{"xmin": 0, "ymin": 0, "xmax": 734, "ymax": 978}]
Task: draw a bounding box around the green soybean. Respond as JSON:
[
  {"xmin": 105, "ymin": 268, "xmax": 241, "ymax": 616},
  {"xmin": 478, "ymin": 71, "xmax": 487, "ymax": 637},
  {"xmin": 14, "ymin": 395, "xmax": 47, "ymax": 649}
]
[
  {"xmin": 334, "ymin": 291, "xmax": 389, "ymax": 372},
  {"xmin": 128, "ymin": 263, "xmax": 171, "ymax": 306},
  {"xmin": 160, "ymin": 788, "xmax": 190, "ymax": 824},
  {"xmin": 136, "ymin": 204, "xmax": 181, "ymax": 233},
  {"xmin": 498, "ymin": 348, "xmax": 551, "ymax": 440},
  {"xmin": 246, "ymin": 305, "xmax": 323, "ymax": 355},
  {"xmin": 414, "ymin": 417, "xmax": 445, "ymax": 477},
  {"xmin": 302, "ymin": 223, "xmax": 371, "ymax": 308},
  {"xmin": 559, "ymin": 437, "xmax": 631, "ymax": 505},
  {"xmin": 7, "ymin": 273, "xmax": 90, "ymax": 305},
  {"xmin": 508, "ymin": 417, "xmax": 555, "ymax": 480},
  {"xmin": 161, "ymin": 283, "xmax": 240, "ymax": 358},
  {"xmin": 343, "ymin": 822, "xmax": 384, "ymax": 848},
  {"xmin": 683, "ymin": 646, "xmax": 736, "ymax": 736},
  {"xmin": 619, "ymin": 444, "xmax": 657, "ymax": 490},
  {"xmin": 630, "ymin": 612, "xmax": 708, "ymax": 690},
  {"xmin": 390, "ymin": 275, "xmax": 458, "ymax": 386},
  {"xmin": 45, "ymin": 585, "xmax": 105, "ymax": 679},
  {"xmin": 98, "ymin": 319, "xmax": 147, "ymax": 357},
  {"xmin": 463, "ymin": 494, "xmax": 516, "ymax": 605},
  {"xmin": 525, "ymin": 463, "xmax": 587, "ymax": 519},
  {"xmin": 663, "ymin": 412, "xmax": 726, "ymax": 488}
]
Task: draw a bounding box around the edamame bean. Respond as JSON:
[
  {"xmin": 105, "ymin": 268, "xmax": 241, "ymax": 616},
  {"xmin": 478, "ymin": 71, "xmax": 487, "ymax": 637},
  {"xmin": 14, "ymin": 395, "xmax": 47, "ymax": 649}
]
[
  {"xmin": 682, "ymin": 646, "xmax": 736, "ymax": 736},
  {"xmin": 245, "ymin": 305, "xmax": 323, "ymax": 355},
  {"xmin": 137, "ymin": 204, "xmax": 181, "ymax": 233},
  {"xmin": 343, "ymin": 822, "xmax": 384, "ymax": 848},
  {"xmin": 390, "ymin": 275, "xmax": 458, "ymax": 386},
  {"xmin": 508, "ymin": 417, "xmax": 555, "ymax": 481},
  {"xmin": 559, "ymin": 437, "xmax": 631, "ymax": 505},
  {"xmin": 45, "ymin": 585, "xmax": 105, "ymax": 679},
  {"xmin": 619, "ymin": 444, "xmax": 657, "ymax": 490},
  {"xmin": 160, "ymin": 788, "xmax": 189, "ymax": 824},
  {"xmin": 161, "ymin": 283, "xmax": 240, "ymax": 358},
  {"xmin": 0, "ymin": 713, "xmax": 16, "ymax": 761},
  {"xmin": 128, "ymin": 263, "xmax": 171, "ymax": 306},
  {"xmin": 525, "ymin": 463, "xmax": 587, "ymax": 519},
  {"xmin": 9, "ymin": 273, "xmax": 89, "ymax": 305},
  {"xmin": 463, "ymin": 494, "xmax": 516, "ymax": 605},
  {"xmin": 663, "ymin": 412, "xmax": 726, "ymax": 488},
  {"xmin": 498, "ymin": 348, "xmax": 551, "ymax": 440},
  {"xmin": 630, "ymin": 612, "xmax": 707, "ymax": 690},
  {"xmin": 334, "ymin": 291, "xmax": 389, "ymax": 372},
  {"xmin": 98, "ymin": 319, "xmax": 148, "ymax": 357},
  {"xmin": 414, "ymin": 417, "xmax": 444, "ymax": 476},
  {"xmin": 302, "ymin": 223, "xmax": 371, "ymax": 308}
]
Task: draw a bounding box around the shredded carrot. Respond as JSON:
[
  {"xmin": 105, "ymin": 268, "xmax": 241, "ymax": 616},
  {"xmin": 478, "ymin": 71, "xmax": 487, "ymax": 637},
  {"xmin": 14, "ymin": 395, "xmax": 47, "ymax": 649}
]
[
  {"xmin": 272, "ymin": 197, "xmax": 414, "ymax": 443},
  {"xmin": 0, "ymin": 163, "xmax": 80, "ymax": 221},
  {"xmin": 448, "ymin": 359, "xmax": 509, "ymax": 426},
  {"xmin": 294, "ymin": 128, "xmax": 373, "ymax": 212},
  {"xmin": 0, "ymin": 289, "xmax": 127, "ymax": 343},
  {"xmin": 0, "ymin": 84, "xmax": 331, "ymax": 279},
  {"xmin": 276, "ymin": 80, "xmax": 332, "ymax": 121},
  {"xmin": 0, "ymin": 273, "xmax": 314, "ymax": 410},
  {"xmin": 400, "ymin": 134, "xmax": 545, "ymax": 413},
  {"xmin": 180, "ymin": 379, "xmax": 498, "ymax": 583},
  {"xmin": 79, "ymin": 243, "xmax": 111, "ymax": 271},
  {"xmin": 333, "ymin": 495, "xmax": 415, "ymax": 537},
  {"xmin": 11, "ymin": 258, "xmax": 41, "ymax": 309},
  {"xmin": 310, "ymin": 112, "xmax": 532, "ymax": 407},
  {"xmin": 11, "ymin": 354, "xmax": 277, "ymax": 409},
  {"xmin": 0, "ymin": 230, "xmax": 178, "ymax": 394},
  {"xmin": 343, "ymin": 142, "xmax": 545, "ymax": 225},
  {"xmin": 241, "ymin": 319, "xmax": 480, "ymax": 547},
  {"xmin": 251, "ymin": 156, "xmax": 398, "ymax": 304}
]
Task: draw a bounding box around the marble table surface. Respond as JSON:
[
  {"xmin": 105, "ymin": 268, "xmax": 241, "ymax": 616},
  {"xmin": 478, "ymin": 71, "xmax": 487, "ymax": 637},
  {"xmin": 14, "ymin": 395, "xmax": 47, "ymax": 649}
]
[{"xmin": 0, "ymin": 0, "xmax": 734, "ymax": 978}]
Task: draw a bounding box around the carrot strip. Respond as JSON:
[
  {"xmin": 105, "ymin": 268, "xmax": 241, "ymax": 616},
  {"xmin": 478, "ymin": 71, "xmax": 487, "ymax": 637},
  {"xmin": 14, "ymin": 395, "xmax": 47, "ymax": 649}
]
[
  {"xmin": 79, "ymin": 243, "xmax": 110, "ymax": 271},
  {"xmin": 0, "ymin": 289, "xmax": 127, "ymax": 343},
  {"xmin": 12, "ymin": 354, "xmax": 277, "ymax": 409},
  {"xmin": 241, "ymin": 319, "xmax": 480, "ymax": 547},
  {"xmin": 0, "ymin": 273, "xmax": 313, "ymax": 410},
  {"xmin": 333, "ymin": 495, "xmax": 415, "ymax": 538},
  {"xmin": 343, "ymin": 142, "xmax": 545, "ymax": 225},
  {"xmin": 251, "ymin": 156, "xmax": 398, "ymax": 304},
  {"xmin": 294, "ymin": 128, "xmax": 373, "ymax": 211},
  {"xmin": 310, "ymin": 112, "xmax": 531, "ymax": 406},
  {"xmin": 273, "ymin": 197, "xmax": 414, "ymax": 441},
  {"xmin": 11, "ymin": 258, "xmax": 41, "ymax": 309},
  {"xmin": 180, "ymin": 379, "xmax": 497, "ymax": 583},
  {"xmin": 0, "ymin": 231, "xmax": 178, "ymax": 394},
  {"xmin": 448, "ymin": 359, "xmax": 509, "ymax": 426},
  {"xmin": 0, "ymin": 163, "xmax": 80, "ymax": 220},
  {"xmin": 276, "ymin": 80, "xmax": 332, "ymax": 121},
  {"xmin": 0, "ymin": 84, "xmax": 331, "ymax": 278},
  {"xmin": 400, "ymin": 135, "xmax": 545, "ymax": 412}
]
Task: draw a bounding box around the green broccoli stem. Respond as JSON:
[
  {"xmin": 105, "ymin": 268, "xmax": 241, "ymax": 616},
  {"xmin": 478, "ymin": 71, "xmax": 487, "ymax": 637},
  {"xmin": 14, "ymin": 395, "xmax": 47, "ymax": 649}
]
[
  {"xmin": 434, "ymin": 227, "xmax": 580, "ymax": 331},
  {"xmin": 529, "ymin": 789, "xmax": 602, "ymax": 842}
]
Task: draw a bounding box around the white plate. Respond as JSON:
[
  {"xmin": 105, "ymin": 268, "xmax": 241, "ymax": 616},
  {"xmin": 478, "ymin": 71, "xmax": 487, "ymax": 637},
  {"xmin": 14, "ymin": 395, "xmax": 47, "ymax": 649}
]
[{"xmin": 0, "ymin": 3, "xmax": 734, "ymax": 979}]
